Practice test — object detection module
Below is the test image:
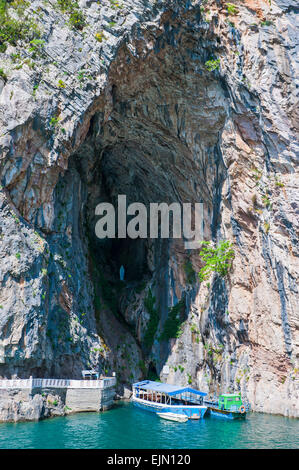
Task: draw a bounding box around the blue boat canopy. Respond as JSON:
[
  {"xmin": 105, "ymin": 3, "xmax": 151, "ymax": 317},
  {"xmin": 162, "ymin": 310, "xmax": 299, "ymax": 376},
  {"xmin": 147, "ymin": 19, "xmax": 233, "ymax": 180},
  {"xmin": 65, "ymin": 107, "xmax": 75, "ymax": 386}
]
[{"xmin": 133, "ymin": 380, "xmax": 207, "ymax": 397}]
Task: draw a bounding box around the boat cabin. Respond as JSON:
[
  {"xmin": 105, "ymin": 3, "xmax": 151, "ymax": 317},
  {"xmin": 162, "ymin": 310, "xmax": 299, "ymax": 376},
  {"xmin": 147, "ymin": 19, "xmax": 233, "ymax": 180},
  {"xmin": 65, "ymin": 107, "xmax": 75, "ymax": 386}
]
[
  {"xmin": 133, "ymin": 380, "xmax": 207, "ymax": 406},
  {"xmin": 218, "ymin": 394, "xmax": 242, "ymax": 411}
]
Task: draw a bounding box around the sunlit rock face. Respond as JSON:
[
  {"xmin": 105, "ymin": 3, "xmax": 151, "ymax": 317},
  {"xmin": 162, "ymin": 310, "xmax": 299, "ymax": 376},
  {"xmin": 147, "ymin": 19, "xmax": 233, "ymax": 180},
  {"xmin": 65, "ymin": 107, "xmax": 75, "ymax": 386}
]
[{"xmin": 0, "ymin": 0, "xmax": 298, "ymax": 417}]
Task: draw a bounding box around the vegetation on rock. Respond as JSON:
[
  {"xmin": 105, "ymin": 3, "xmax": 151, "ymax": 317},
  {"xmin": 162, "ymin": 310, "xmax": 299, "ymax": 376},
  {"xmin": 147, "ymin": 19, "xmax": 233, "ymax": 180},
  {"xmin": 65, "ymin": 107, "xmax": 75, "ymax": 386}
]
[
  {"xmin": 205, "ymin": 58, "xmax": 220, "ymax": 71},
  {"xmin": 0, "ymin": 0, "xmax": 40, "ymax": 53},
  {"xmin": 264, "ymin": 222, "xmax": 270, "ymax": 234},
  {"xmin": 56, "ymin": 0, "xmax": 86, "ymax": 30},
  {"xmin": 28, "ymin": 39, "xmax": 45, "ymax": 58},
  {"xmin": 199, "ymin": 240, "xmax": 235, "ymax": 281},
  {"xmin": 261, "ymin": 20, "xmax": 273, "ymax": 27},
  {"xmin": 226, "ymin": 3, "xmax": 239, "ymax": 15},
  {"xmin": 183, "ymin": 259, "xmax": 196, "ymax": 285},
  {"xmin": 49, "ymin": 115, "xmax": 61, "ymax": 127},
  {"xmin": 160, "ymin": 298, "xmax": 185, "ymax": 341},
  {"xmin": 0, "ymin": 67, "xmax": 7, "ymax": 81},
  {"xmin": 95, "ymin": 31, "xmax": 106, "ymax": 42}
]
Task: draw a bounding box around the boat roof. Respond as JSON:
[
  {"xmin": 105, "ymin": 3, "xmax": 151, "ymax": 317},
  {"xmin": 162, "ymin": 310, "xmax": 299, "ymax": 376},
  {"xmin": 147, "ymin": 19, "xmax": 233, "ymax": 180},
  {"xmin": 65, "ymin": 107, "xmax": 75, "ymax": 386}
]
[
  {"xmin": 133, "ymin": 380, "xmax": 207, "ymax": 397},
  {"xmin": 219, "ymin": 394, "xmax": 241, "ymax": 398}
]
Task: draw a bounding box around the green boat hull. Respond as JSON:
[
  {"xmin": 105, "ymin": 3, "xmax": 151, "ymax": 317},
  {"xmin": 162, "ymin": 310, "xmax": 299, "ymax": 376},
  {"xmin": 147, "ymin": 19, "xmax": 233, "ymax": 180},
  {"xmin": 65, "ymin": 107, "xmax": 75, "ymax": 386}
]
[{"xmin": 208, "ymin": 406, "xmax": 246, "ymax": 419}]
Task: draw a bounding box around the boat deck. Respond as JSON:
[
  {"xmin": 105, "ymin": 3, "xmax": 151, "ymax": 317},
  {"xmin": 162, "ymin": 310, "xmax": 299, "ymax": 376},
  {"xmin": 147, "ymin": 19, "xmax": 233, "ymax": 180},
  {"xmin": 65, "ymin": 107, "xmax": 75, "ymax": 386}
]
[{"xmin": 138, "ymin": 392, "xmax": 203, "ymax": 406}]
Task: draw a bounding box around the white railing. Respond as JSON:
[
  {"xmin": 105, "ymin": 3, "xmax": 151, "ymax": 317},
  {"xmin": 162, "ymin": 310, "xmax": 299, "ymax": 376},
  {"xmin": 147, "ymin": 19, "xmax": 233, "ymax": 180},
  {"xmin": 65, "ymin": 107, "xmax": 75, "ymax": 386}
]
[
  {"xmin": 0, "ymin": 377, "xmax": 116, "ymax": 390},
  {"xmin": 0, "ymin": 379, "xmax": 32, "ymax": 389},
  {"xmin": 102, "ymin": 378, "xmax": 117, "ymax": 388}
]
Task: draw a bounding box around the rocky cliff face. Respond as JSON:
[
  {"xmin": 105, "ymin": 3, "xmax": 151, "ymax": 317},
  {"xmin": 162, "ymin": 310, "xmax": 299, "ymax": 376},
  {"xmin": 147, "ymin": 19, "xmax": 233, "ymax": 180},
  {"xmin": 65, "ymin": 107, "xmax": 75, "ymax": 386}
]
[{"xmin": 0, "ymin": 0, "xmax": 298, "ymax": 417}]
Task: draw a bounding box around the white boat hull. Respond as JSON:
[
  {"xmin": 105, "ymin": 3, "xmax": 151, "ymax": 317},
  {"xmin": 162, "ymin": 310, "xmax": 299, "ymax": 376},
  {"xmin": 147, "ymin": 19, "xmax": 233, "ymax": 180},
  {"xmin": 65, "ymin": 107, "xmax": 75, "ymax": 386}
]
[
  {"xmin": 132, "ymin": 396, "xmax": 207, "ymax": 419},
  {"xmin": 157, "ymin": 412, "xmax": 188, "ymax": 422}
]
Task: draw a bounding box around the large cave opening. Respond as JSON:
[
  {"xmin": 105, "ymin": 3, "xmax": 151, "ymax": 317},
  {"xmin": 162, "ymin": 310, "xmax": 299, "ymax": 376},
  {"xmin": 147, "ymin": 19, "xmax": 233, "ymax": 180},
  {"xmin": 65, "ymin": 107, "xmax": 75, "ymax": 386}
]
[{"xmin": 52, "ymin": 14, "xmax": 230, "ymax": 381}]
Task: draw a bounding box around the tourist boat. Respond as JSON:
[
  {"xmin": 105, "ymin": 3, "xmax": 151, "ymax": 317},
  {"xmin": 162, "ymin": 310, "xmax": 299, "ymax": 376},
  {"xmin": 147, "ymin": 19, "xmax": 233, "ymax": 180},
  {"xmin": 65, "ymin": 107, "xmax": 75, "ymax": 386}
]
[
  {"xmin": 132, "ymin": 380, "xmax": 208, "ymax": 419},
  {"xmin": 204, "ymin": 393, "xmax": 247, "ymax": 419},
  {"xmin": 157, "ymin": 412, "xmax": 189, "ymax": 422}
]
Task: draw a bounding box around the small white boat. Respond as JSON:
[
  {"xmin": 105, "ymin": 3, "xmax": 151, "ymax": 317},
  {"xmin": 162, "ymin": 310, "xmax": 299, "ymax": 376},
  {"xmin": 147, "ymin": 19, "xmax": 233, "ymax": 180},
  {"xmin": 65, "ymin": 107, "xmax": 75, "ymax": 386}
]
[{"xmin": 157, "ymin": 412, "xmax": 188, "ymax": 422}]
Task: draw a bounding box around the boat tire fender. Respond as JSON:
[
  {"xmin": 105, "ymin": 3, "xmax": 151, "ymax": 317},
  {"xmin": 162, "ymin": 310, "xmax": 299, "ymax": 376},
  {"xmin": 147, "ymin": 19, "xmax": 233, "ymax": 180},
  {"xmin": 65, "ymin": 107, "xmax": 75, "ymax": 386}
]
[{"xmin": 239, "ymin": 405, "xmax": 246, "ymax": 414}]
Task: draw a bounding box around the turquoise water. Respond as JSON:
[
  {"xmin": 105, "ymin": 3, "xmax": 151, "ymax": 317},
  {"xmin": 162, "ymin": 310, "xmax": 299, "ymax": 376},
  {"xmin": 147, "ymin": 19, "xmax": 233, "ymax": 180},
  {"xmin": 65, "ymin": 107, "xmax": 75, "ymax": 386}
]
[{"xmin": 0, "ymin": 402, "xmax": 298, "ymax": 449}]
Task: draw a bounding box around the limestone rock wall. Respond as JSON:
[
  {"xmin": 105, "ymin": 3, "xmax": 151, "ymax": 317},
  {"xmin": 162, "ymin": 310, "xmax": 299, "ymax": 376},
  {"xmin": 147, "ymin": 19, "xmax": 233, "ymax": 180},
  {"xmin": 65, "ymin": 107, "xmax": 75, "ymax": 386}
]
[
  {"xmin": 0, "ymin": 384, "xmax": 116, "ymax": 422},
  {"xmin": 0, "ymin": 0, "xmax": 298, "ymax": 416},
  {"xmin": 0, "ymin": 388, "xmax": 66, "ymax": 422}
]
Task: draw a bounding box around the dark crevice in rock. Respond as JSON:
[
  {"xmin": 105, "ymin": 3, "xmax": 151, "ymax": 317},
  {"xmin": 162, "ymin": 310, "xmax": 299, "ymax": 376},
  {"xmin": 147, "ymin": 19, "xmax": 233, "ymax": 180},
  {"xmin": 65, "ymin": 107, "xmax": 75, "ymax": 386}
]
[{"xmin": 275, "ymin": 260, "xmax": 293, "ymax": 357}]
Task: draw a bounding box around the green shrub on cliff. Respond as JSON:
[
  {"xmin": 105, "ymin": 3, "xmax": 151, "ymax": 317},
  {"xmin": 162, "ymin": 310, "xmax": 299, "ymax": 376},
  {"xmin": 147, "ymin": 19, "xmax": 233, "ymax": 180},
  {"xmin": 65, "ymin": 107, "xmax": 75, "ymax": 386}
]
[
  {"xmin": 49, "ymin": 115, "xmax": 60, "ymax": 127},
  {"xmin": 56, "ymin": 0, "xmax": 86, "ymax": 30},
  {"xmin": 262, "ymin": 194, "xmax": 271, "ymax": 208},
  {"xmin": 264, "ymin": 222, "xmax": 270, "ymax": 234},
  {"xmin": 205, "ymin": 59, "xmax": 220, "ymax": 71},
  {"xmin": 95, "ymin": 31, "xmax": 106, "ymax": 42},
  {"xmin": 226, "ymin": 3, "xmax": 239, "ymax": 15},
  {"xmin": 69, "ymin": 8, "xmax": 85, "ymax": 30},
  {"xmin": 57, "ymin": 79, "xmax": 66, "ymax": 88},
  {"xmin": 0, "ymin": 0, "xmax": 40, "ymax": 53},
  {"xmin": 198, "ymin": 240, "xmax": 235, "ymax": 281},
  {"xmin": 28, "ymin": 39, "xmax": 45, "ymax": 58},
  {"xmin": 0, "ymin": 67, "xmax": 7, "ymax": 81},
  {"xmin": 261, "ymin": 20, "xmax": 273, "ymax": 27},
  {"xmin": 109, "ymin": 0, "xmax": 123, "ymax": 9}
]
